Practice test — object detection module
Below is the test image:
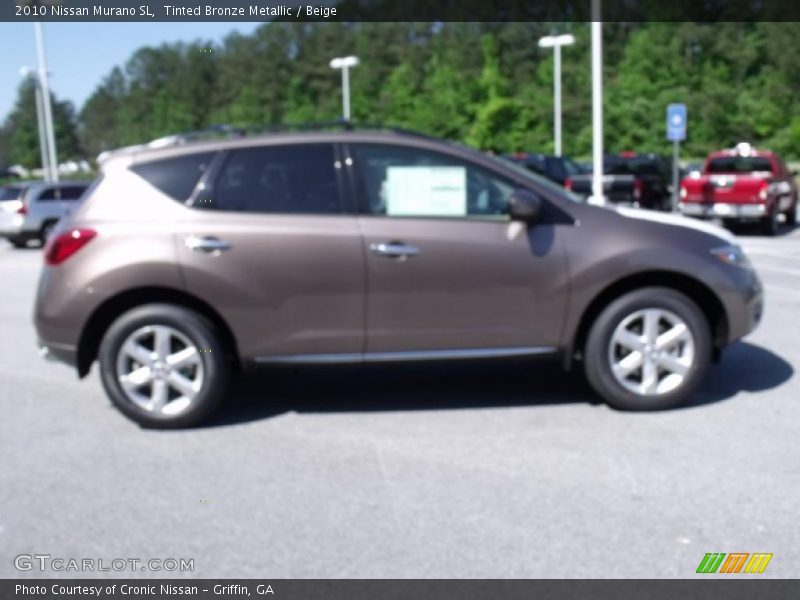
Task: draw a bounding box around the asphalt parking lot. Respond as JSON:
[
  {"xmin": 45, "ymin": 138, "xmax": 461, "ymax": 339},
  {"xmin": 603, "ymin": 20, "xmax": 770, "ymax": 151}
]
[{"xmin": 1, "ymin": 224, "xmax": 798, "ymax": 579}]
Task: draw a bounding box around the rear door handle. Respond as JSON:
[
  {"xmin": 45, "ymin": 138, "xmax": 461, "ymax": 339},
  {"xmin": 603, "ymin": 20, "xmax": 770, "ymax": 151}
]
[
  {"xmin": 185, "ymin": 236, "xmax": 232, "ymax": 254},
  {"xmin": 369, "ymin": 242, "xmax": 421, "ymax": 259}
]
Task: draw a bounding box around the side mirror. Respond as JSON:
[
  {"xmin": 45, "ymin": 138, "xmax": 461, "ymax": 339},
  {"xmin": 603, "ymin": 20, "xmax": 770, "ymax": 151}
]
[{"xmin": 509, "ymin": 189, "xmax": 542, "ymax": 222}]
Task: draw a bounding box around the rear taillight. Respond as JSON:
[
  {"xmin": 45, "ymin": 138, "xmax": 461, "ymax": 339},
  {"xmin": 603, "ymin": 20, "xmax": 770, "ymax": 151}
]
[
  {"xmin": 633, "ymin": 179, "xmax": 643, "ymax": 200},
  {"xmin": 16, "ymin": 201, "xmax": 27, "ymax": 215},
  {"xmin": 45, "ymin": 228, "xmax": 96, "ymax": 266},
  {"xmin": 564, "ymin": 177, "xmax": 573, "ymax": 191},
  {"xmin": 680, "ymin": 185, "xmax": 688, "ymax": 199},
  {"xmin": 758, "ymin": 181, "xmax": 769, "ymax": 201}
]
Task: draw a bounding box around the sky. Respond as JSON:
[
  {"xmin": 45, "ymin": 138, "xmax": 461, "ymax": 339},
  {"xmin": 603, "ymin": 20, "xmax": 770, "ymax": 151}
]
[{"xmin": 1, "ymin": 22, "xmax": 262, "ymax": 121}]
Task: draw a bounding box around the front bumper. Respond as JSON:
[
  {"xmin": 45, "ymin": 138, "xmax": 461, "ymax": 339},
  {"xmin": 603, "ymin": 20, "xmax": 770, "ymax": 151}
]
[
  {"xmin": 37, "ymin": 339, "xmax": 78, "ymax": 368},
  {"xmin": 679, "ymin": 202, "xmax": 767, "ymax": 220},
  {"xmin": 723, "ymin": 266, "xmax": 764, "ymax": 343}
]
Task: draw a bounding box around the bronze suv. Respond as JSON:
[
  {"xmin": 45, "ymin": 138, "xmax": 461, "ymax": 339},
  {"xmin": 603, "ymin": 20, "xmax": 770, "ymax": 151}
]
[{"xmin": 34, "ymin": 127, "xmax": 763, "ymax": 427}]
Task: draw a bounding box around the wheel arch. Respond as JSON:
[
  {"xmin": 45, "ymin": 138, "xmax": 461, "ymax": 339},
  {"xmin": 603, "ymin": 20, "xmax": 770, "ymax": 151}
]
[
  {"xmin": 568, "ymin": 270, "xmax": 728, "ymax": 368},
  {"xmin": 77, "ymin": 286, "xmax": 241, "ymax": 378}
]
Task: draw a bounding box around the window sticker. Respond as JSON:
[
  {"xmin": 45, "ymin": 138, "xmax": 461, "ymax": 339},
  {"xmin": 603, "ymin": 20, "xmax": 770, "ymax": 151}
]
[{"xmin": 385, "ymin": 166, "xmax": 467, "ymax": 217}]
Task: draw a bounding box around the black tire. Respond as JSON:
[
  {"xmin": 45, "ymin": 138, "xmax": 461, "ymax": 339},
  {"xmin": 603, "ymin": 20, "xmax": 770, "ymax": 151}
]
[
  {"xmin": 786, "ymin": 203, "xmax": 797, "ymax": 227},
  {"xmin": 760, "ymin": 207, "xmax": 780, "ymax": 236},
  {"xmin": 98, "ymin": 304, "xmax": 229, "ymax": 428},
  {"xmin": 39, "ymin": 220, "xmax": 57, "ymax": 245},
  {"xmin": 584, "ymin": 287, "xmax": 712, "ymax": 411}
]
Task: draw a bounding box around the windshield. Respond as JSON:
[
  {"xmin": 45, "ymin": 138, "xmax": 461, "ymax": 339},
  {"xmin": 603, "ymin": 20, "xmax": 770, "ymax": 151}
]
[{"xmin": 707, "ymin": 156, "xmax": 773, "ymax": 174}]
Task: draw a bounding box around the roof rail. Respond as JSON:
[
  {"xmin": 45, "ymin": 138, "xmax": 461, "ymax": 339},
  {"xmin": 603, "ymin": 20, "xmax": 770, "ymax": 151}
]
[
  {"xmin": 96, "ymin": 124, "xmax": 246, "ymax": 164},
  {"xmin": 97, "ymin": 121, "xmax": 439, "ymax": 164},
  {"xmin": 242, "ymin": 120, "xmax": 438, "ymax": 141}
]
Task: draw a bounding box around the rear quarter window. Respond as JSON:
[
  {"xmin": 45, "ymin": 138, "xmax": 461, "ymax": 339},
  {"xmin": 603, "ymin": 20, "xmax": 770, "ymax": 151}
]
[{"xmin": 130, "ymin": 152, "xmax": 216, "ymax": 202}]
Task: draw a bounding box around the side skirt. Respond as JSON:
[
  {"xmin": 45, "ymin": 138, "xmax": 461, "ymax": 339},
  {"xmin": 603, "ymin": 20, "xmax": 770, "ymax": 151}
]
[{"xmin": 252, "ymin": 346, "xmax": 560, "ymax": 365}]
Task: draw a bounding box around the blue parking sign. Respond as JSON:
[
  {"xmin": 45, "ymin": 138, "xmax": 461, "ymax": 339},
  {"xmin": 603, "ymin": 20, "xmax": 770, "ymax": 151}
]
[{"xmin": 667, "ymin": 103, "xmax": 687, "ymax": 141}]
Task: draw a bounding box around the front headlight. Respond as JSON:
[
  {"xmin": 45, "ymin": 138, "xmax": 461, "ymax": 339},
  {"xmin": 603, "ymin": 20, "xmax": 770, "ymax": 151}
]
[{"xmin": 710, "ymin": 244, "xmax": 751, "ymax": 269}]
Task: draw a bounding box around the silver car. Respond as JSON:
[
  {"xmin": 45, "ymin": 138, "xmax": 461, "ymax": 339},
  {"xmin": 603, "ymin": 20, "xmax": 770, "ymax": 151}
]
[{"xmin": 0, "ymin": 181, "xmax": 90, "ymax": 247}]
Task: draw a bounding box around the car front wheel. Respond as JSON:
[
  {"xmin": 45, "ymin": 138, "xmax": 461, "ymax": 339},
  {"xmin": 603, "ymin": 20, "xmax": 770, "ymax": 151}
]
[
  {"xmin": 98, "ymin": 304, "xmax": 229, "ymax": 428},
  {"xmin": 584, "ymin": 287, "xmax": 711, "ymax": 411}
]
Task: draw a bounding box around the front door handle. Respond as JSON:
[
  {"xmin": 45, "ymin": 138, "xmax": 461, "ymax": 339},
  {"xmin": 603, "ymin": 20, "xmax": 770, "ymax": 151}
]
[
  {"xmin": 185, "ymin": 236, "xmax": 232, "ymax": 254},
  {"xmin": 369, "ymin": 242, "xmax": 421, "ymax": 259}
]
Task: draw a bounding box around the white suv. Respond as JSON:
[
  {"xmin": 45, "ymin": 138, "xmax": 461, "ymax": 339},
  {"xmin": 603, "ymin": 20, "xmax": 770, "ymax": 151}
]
[{"xmin": 0, "ymin": 181, "xmax": 90, "ymax": 247}]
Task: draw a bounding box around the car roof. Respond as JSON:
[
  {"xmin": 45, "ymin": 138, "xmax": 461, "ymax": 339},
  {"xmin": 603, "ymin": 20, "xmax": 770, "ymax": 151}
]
[
  {"xmin": 708, "ymin": 149, "xmax": 775, "ymax": 158},
  {"xmin": 102, "ymin": 129, "xmax": 481, "ymax": 168}
]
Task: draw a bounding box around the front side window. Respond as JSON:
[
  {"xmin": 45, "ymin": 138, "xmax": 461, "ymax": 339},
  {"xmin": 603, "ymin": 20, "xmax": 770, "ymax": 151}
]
[
  {"xmin": 131, "ymin": 152, "xmax": 216, "ymax": 202},
  {"xmin": 353, "ymin": 144, "xmax": 514, "ymax": 219},
  {"xmin": 204, "ymin": 144, "xmax": 341, "ymax": 214}
]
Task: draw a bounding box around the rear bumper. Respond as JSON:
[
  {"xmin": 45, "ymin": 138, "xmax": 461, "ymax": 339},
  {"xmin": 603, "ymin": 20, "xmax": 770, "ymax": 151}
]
[{"xmin": 679, "ymin": 202, "xmax": 767, "ymax": 220}]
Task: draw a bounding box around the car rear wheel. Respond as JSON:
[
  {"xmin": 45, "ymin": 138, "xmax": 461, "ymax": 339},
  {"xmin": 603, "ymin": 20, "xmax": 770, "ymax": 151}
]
[
  {"xmin": 786, "ymin": 203, "xmax": 797, "ymax": 227},
  {"xmin": 98, "ymin": 304, "xmax": 229, "ymax": 428},
  {"xmin": 761, "ymin": 207, "xmax": 780, "ymax": 236},
  {"xmin": 39, "ymin": 220, "xmax": 57, "ymax": 245},
  {"xmin": 584, "ymin": 287, "xmax": 711, "ymax": 411}
]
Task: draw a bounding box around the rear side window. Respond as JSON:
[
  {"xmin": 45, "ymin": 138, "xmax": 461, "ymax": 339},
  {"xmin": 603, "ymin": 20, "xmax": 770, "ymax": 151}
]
[
  {"xmin": 60, "ymin": 186, "xmax": 88, "ymax": 200},
  {"xmin": 202, "ymin": 144, "xmax": 341, "ymax": 214},
  {"xmin": 131, "ymin": 152, "xmax": 215, "ymax": 202}
]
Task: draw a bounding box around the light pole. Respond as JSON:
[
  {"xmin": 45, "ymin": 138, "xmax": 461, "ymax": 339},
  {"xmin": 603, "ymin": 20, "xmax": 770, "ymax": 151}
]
[
  {"xmin": 590, "ymin": 2, "xmax": 604, "ymax": 205},
  {"xmin": 20, "ymin": 67, "xmax": 50, "ymax": 180},
  {"xmin": 34, "ymin": 22, "xmax": 58, "ymax": 182},
  {"xmin": 538, "ymin": 33, "xmax": 575, "ymax": 157},
  {"xmin": 329, "ymin": 55, "xmax": 359, "ymax": 122}
]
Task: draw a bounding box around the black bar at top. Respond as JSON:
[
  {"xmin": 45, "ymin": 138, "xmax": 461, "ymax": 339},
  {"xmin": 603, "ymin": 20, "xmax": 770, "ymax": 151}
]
[{"xmin": 4, "ymin": 0, "xmax": 800, "ymax": 22}]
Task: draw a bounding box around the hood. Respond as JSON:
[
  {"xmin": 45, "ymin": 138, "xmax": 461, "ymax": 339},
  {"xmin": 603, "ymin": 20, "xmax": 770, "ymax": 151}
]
[{"xmin": 615, "ymin": 206, "xmax": 737, "ymax": 245}]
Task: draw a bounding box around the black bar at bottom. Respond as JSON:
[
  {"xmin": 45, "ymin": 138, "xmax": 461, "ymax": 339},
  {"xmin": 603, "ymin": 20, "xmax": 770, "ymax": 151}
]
[{"xmin": 1, "ymin": 579, "xmax": 798, "ymax": 600}]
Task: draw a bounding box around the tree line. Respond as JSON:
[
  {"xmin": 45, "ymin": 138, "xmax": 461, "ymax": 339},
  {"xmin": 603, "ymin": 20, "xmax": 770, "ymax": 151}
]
[{"xmin": 1, "ymin": 21, "xmax": 799, "ymax": 169}]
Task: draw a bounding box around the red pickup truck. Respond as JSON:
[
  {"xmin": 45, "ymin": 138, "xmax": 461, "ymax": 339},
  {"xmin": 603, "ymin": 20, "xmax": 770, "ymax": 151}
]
[{"xmin": 679, "ymin": 143, "xmax": 797, "ymax": 235}]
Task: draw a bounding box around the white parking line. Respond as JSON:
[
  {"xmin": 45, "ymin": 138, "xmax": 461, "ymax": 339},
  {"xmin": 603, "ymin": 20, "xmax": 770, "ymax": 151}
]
[
  {"xmin": 752, "ymin": 264, "xmax": 800, "ymax": 278},
  {"xmin": 744, "ymin": 248, "xmax": 800, "ymax": 260},
  {"xmin": 764, "ymin": 285, "xmax": 800, "ymax": 298}
]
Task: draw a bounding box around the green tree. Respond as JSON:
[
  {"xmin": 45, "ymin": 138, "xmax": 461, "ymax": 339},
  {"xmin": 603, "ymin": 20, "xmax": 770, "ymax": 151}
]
[{"xmin": 3, "ymin": 79, "xmax": 82, "ymax": 168}]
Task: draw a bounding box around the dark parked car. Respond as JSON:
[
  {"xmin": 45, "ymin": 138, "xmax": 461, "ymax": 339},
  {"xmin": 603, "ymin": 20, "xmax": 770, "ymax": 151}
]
[
  {"xmin": 35, "ymin": 126, "xmax": 763, "ymax": 427},
  {"xmin": 567, "ymin": 152, "xmax": 673, "ymax": 211},
  {"xmin": 505, "ymin": 152, "xmax": 585, "ymax": 186}
]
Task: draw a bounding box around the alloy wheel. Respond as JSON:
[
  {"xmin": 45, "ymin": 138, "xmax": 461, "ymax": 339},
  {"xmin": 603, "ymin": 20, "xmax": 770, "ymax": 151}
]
[
  {"xmin": 115, "ymin": 325, "xmax": 204, "ymax": 416},
  {"xmin": 608, "ymin": 308, "xmax": 695, "ymax": 396}
]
